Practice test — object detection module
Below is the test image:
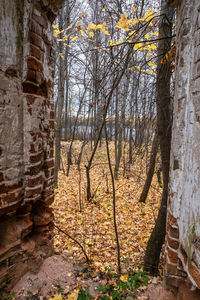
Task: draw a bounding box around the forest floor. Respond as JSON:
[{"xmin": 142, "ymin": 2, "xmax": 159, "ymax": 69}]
[
  {"xmin": 13, "ymin": 141, "xmax": 166, "ymax": 300},
  {"xmin": 51, "ymin": 140, "xmax": 163, "ymax": 299}
]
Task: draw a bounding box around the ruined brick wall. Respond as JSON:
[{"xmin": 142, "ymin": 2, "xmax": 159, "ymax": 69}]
[
  {"xmin": 0, "ymin": 0, "xmax": 63, "ymax": 290},
  {"xmin": 164, "ymin": 0, "xmax": 200, "ymax": 296}
]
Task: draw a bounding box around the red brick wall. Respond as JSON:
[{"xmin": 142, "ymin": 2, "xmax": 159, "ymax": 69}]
[{"xmin": 0, "ymin": 0, "xmax": 63, "ymax": 291}]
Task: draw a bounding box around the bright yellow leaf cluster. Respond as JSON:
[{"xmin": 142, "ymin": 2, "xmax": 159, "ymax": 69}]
[
  {"xmin": 134, "ymin": 43, "xmax": 143, "ymax": 51},
  {"xmin": 87, "ymin": 22, "xmax": 109, "ymax": 35},
  {"xmin": 116, "ymin": 14, "xmax": 129, "ymax": 31}
]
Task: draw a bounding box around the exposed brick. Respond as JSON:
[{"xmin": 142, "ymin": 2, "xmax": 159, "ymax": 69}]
[
  {"xmin": 50, "ymin": 167, "xmax": 54, "ymax": 176},
  {"xmin": 0, "ymin": 202, "xmax": 21, "ymax": 217},
  {"xmin": 28, "ymin": 32, "xmax": 44, "ymax": 50},
  {"xmin": 188, "ymin": 261, "xmax": 200, "ymax": 288},
  {"xmin": 167, "ymin": 234, "xmax": 179, "ymax": 250},
  {"xmin": 30, "ymin": 144, "xmax": 36, "ymax": 153},
  {"xmin": 29, "ymin": 152, "xmax": 43, "ymax": 164},
  {"xmin": 16, "ymin": 203, "xmax": 32, "ymax": 216},
  {"xmin": 23, "ymin": 82, "xmax": 47, "ymax": 97},
  {"xmin": 166, "ymin": 263, "xmax": 178, "ymax": 275},
  {"xmin": 0, "ymin": 182, "xmax": 22, "ymax": 194},
  {"xmin": 44, "ymin": 178, "xmax": 54, "ymax": 188},
  {"xmin": 26, "ymin": 95, "xmax": 36, "ymax": 106},
  {"xmin": 45, "ymin": 159, "xmax": 54, "ymax": 168},
  {"xmin": 167, "ymin": 247, "xmax": 178, "ymax": 264},
  {"xmin": 25, "ymin": 186, "xmax": 42, "ymax": 198},
  {"xmin": 30, "ymin": 44, "xmax": 43, "ymax": 61},
  {"xmin": 27, "ymin": 57, "xmax": 43, "ymax": 72},
  {"xmin": 0, "ymin": 188, "xmax": 22, "ymax": 205},
  {"xmin": 36, "ymin": 71, "xmax": 44, "ymax": 85},
  {"xmin": 43, "ymin": 189, "xmax": 53, "ymax": 199},
  {"xmin": 0, "ymin": 172, "xmax": 3, "ymax": 182},
  {"xmin": 167, "ymin": 222, "xmax": 179, "ymax": 239},
  {"xmin": 29, "ymin": 20, "xmax": 43, "ymax": 36},
  {"xmin": 50, "ymin": 110, "xmax": 54, "ymax": 119},
  {"xmin": 168, "ymin": 213, "xmax": 178, "ymax": 227},
  {"xmin": 26, "ymin": 69, "xmax": 36, "ymax": 83},
  {"xmin": 49, "ymin": 149, "xmax": 54, "ymax": 158},
  {"xmin": 43, "ymin": 194, "xmax": 54, "ymax": 206},
  {"xmin": 27, "ymin": 175, "xmax": 43, "ymax": 187},
  {"xmin": 0, "ymin": 0, "xmax": 61, "ymax": 290},
  {"xmin": 49, "ymin": 120, "xmax": 54, "ymax": 129}
]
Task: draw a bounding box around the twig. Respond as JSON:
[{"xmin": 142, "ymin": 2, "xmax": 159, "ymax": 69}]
[{"xmin": 54, "ymin": 224, "xmax": 89, "ymax": 262}]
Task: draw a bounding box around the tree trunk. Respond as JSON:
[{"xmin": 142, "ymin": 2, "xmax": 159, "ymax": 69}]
[
  {"xmin": 143, "ymin": 0, "xmax": 174, "ymax": 275},
  {"xmin": 139, "ymin": 133, "xmax": 159, "ymax": 203}
]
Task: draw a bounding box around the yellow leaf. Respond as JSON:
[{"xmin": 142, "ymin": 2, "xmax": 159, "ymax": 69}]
[
  {"xmin": 64, "ymin": 44, "xmax": 72, "ymax": 48},
  {"xmin": 116, "ymin": 40, "xmax": 122, "ymax": 45},
  {"xmin": 148, "ymin": 44, "xmax": 157, "ymax": 51},
  {"xmin": 87, "ymin": 23, "xmax": 96, "ymax": 31},
  {"xmin": 53, "ymin": 29, "xmax": 64, "ymax": 37},
  {"xmin": 52, "ymin": 24, "xmax": 58, "ymax": 29},
  {"xmin": 152, "ymin": 31, "xmax": 159, "ymax": 37},
  {"xmin": 147, "ymin": 53, "xmax": 152, "ymax": 57},
  {"xmin": 148, "ymin": 61, "xmax": 156, "ymax": 67},
  {"xmin": 96, "ymin": 22, "xmax": 106, "ymax": 30},
  {"xmin": 135, "ymin": 66, "xmax": 141, "ymax": 70},
  {"xmin": 120, "ymin": 274, "xmax": 128, "ymax": 282},
  {"xmin": 59, "ymin": 53, "xmax": 64, "ymax": 60},
  {"xmin": 110, "ymin": 39, "xmax": 115, "ymax": 46},
  {"xmin": 144, "ymin": 34, "xmax": 150, "ymax": 39},
  {"xmin": 50, "ymin": 294, "xmax": 63, "ymax": 300},
  {"xmin": 71, "ymin": 36, "xmax": 78, "ymax": 41},
  {"xmin": 127, "ymin": 18, "xmax": 139, "ymax": 26},
  {"xmin": 89, "ymin": 31, "xmax": 94, "ymax": 37},
  {"xmin": 102, "ymin": 29, "xmax": 109, "ymax": 35},
  {"xmin": 77, "ymin": 25, "xmax": 83, "ymax": 32},
  {"xmin": 128, "ymin": 30, "xmax": 136, "ymax": 36},
  {"xmin": 81, "ymin": 11, "xmax": 85, "ymax": 17},
  {"xmin": 65, "ymin": 25, "xmax": 72, "ymax": 31},
  {"xmin": 116, "ymin": 14, "xmax": 129, "ymax": 31},
  {"xmin": 67, "ymin": 289, "xmax": 79, "ymax": 300},
  {"xmin": 76, "ymin": 21, "xmax": 79, "ymax": 25},
  {"xmin": 58, "ymin": 34, "xmax": 70, "ymax": 41},
  {"xmin": 132, "ymin": 7, "xmax": 138, "ymax": 12},
  {"xmin": 102, "ymin": 8, "xmax": 106, "ymax": 12},
  {"xmin": 134, "ymin": 43, "xmax": 143, "ymax": 50},
  {"xmin": 144, "ymin": 9, "xmax": 156, "ymax": 21}
]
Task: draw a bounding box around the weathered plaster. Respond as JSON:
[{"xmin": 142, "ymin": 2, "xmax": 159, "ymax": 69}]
[{"xmin": 168, "ymin": 0, "xmax": 200, "ymax": 287}]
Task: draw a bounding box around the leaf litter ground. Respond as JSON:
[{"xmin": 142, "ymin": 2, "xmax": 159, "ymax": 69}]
[{"xmin": 51, "ymin": 141, "xmax": 163, "ymax": 299}]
